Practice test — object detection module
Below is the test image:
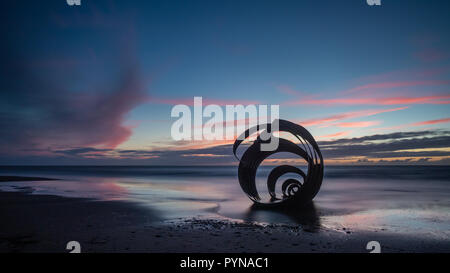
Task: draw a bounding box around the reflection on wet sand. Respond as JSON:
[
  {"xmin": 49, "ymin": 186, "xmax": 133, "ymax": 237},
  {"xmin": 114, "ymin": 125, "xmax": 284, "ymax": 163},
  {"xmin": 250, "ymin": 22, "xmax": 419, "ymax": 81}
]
[
  {"xmin": 244, "ymin": 202, "xmax": 321, "ymax": 232},
  {"xmin": 0, "ymin": 166, "xmax": 449, "ymax": 239}
]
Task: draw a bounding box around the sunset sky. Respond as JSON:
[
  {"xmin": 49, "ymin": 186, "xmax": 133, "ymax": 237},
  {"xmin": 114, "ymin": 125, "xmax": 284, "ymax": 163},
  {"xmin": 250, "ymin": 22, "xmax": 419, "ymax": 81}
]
[{"xmin": 1, "ymin": 0, "xmax": 449, "ymax": 165}]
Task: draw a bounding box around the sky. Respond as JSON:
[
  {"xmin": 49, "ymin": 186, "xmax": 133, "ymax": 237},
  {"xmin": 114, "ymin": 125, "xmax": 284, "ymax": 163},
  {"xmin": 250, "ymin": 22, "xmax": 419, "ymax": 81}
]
[{"xmin": 0, "ymin": 0, "xmax": 449, "ymax": 165}]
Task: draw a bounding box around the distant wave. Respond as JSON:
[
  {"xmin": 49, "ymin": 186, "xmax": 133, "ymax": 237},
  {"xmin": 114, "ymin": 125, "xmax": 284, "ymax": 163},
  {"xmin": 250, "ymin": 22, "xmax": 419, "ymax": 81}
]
[{"xmin": 0, "ymin": 165, "xmax": 449, "ymax": 181}]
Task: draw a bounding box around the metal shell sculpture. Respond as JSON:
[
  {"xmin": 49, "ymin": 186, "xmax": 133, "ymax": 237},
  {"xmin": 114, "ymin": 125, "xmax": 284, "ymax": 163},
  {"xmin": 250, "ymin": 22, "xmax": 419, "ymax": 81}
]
[{"xmin": 233, "ymin": 119, "xmax": 324, "ymax": 208}]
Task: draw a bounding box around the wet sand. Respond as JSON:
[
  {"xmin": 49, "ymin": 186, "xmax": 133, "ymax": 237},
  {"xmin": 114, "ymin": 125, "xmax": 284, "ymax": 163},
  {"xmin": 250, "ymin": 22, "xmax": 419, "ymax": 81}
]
[{"xmin": 1, "ymin": 189, "xmax": 448, "ymax": 253}]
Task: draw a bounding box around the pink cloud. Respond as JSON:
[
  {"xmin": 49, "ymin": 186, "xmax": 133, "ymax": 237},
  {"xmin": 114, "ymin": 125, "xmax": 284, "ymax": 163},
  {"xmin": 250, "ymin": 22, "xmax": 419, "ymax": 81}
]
[
  {"xmin": 282, "ymin": 77, "xmax": 450, "ymax": 107},
  {"xmin": 380, "ymin": 95, "xmax": 450, "ymax": 105},
  {"xmin": 318, "ymin": 131, "xmax": 351, "ymax": 139},
  {"xmin": 299, "ymin": 107, "xmax": 407, "ymax": 127},
  {"xmin": 333, "ymin": 121, "xmax": 382, "ymax": 128},
  {"xmin": 287, "ymin": 95, "xmax": 450, "ymax": 106},
  {"xmin": 374, "ymin": 117, "xmax": 450, "ymax": 132},
  {"xmin": 434, "ymin": 100, "xmax": 450, "ymax": 104},
  {"xmin": 181, "ymin": 154, "xmax": 228, "ymax": 157},
  {"xmin": 410, "ymin": 117, "xmax": 450, "ymax": 126}
]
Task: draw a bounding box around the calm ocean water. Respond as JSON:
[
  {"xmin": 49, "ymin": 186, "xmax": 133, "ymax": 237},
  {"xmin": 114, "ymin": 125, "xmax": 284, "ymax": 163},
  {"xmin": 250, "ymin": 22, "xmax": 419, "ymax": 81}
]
[{"xmin": 1, "ymin": 165, "xmax": 449, "ymax": 238}]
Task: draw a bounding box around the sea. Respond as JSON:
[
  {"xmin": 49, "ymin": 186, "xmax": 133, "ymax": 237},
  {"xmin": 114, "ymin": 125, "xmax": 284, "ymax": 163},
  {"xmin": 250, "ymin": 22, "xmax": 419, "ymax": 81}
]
[{"xmin": 0, "ymin": 165, "xmax": 449, "ymax": 238}]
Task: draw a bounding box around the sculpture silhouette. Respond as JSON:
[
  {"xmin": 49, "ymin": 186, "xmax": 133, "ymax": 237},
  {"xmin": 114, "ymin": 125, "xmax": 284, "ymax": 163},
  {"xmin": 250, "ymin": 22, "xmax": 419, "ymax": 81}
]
[{"xmin": 233, "ymin": 119, "xmax": 324, "ymax": 208}]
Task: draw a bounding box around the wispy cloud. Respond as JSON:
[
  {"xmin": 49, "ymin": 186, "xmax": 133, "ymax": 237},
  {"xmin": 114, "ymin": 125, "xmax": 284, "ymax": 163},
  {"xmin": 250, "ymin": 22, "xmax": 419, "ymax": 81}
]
[
  {"xmin": 410, "ymin": 117, "xmax": 450, "ymax": 126},
  {"xmin": 286, "ymin": 95, "xmax": 450, "ymax": 106},
  {"xmin": 299, "ymin": 107, "xmax": 407, "ymax": 127},
  {"xmin": 332, "ymin": 121, "xmax": 381, "ymax": 128},
  {"xmin": 318, "ymin": 131, "xmax": 351, "ymax": 139},
  {"xmin": 282, "ymin": 77, "xmax": 450, "ymax": 106},
  {"xmin": 375, "ymin": 117, "xmax": 450, "ymax": 131},
  {"xmin": 181, "ymin": 154, "xmax": 229, "ymax": 157},
  {"xmin": 29, "ymin": 130, "xmax": 449, "ymax": 165}
]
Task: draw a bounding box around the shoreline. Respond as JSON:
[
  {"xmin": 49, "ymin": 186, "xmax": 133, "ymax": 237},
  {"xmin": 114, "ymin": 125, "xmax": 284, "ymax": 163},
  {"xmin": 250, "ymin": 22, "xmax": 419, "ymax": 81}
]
[
  {"xmin": 0, "ymin": 176, "xmax": 60, "ymax": 182},
  {"xmin": 1, "ymin": 189, "xmax": 449, "ymax": 253}
]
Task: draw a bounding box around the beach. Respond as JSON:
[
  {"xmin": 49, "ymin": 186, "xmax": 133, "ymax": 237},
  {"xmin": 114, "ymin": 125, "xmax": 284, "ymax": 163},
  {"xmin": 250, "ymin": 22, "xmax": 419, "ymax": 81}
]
[{"xmin": 0, "ymin": 166, "xmax": 449, "ymax": 253}]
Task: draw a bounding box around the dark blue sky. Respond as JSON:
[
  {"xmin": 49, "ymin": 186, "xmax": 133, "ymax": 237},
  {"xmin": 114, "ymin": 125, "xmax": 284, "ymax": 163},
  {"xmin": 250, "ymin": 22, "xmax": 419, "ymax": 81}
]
[{"xmin": 1, "ymin": 0, "xmax": 450, "ymax": 165}]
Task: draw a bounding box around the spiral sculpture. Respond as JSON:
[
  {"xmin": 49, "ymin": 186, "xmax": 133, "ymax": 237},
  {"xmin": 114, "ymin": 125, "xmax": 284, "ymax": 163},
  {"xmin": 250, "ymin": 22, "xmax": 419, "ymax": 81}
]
[{"xmin": 233, "ymin": 119, "xmax": 323, "ymax": 208}]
